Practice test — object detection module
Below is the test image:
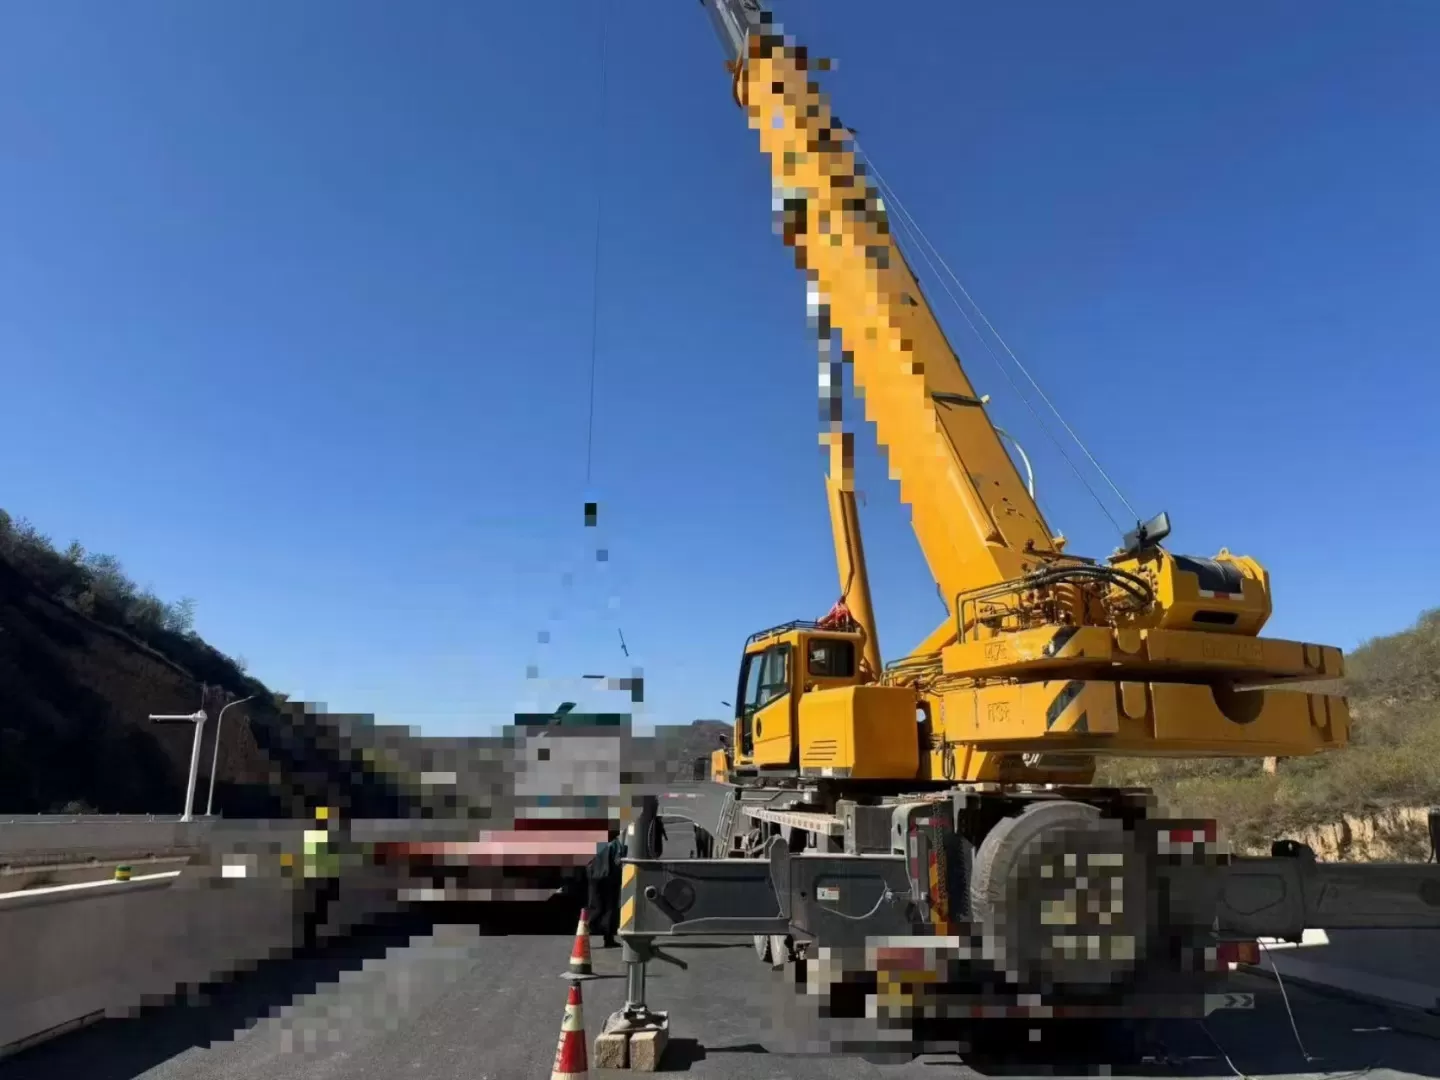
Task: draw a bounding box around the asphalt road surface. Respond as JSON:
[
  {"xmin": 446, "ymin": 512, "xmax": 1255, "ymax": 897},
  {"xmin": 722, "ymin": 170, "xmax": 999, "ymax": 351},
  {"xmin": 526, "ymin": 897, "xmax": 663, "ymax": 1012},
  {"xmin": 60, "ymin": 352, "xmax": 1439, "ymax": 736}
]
[{"xmin": 4, "ymin": 785, "xmax": 1438, "ymax": 1079}]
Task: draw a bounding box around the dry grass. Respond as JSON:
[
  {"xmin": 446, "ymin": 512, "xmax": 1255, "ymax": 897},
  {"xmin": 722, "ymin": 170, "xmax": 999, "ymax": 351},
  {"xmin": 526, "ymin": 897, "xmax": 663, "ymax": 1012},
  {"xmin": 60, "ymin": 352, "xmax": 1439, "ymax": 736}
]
[
  {"xmin": 1097, "ymin": 713, "xmax": 1440, "ymax": 849},
  {"xmin": 1095, "ymin": 608, "xmax": 1440, "ymax": 852}
]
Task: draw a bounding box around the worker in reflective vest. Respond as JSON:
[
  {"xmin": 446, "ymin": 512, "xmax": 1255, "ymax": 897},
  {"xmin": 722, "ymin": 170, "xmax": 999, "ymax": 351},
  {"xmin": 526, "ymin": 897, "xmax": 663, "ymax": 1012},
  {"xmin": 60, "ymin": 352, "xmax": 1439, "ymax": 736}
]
[
  {"xmin": 300, "ymin": 806, "xmax": 344, "ymax": 946},
  {"xmin": 302, "ymin": 825, "xmax": 341, "ymax": 879}
]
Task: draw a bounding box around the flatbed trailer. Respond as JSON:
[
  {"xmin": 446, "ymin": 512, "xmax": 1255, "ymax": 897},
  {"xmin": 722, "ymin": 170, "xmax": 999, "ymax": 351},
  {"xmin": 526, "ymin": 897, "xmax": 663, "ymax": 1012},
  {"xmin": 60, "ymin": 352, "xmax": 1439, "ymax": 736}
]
[
  {"xmin": 377, "ymin": 709, "xmax": 632, "ymax": 904},
  {"xmin": 377, "ymin": 823, "xmax": 613, "ymax": 903}
]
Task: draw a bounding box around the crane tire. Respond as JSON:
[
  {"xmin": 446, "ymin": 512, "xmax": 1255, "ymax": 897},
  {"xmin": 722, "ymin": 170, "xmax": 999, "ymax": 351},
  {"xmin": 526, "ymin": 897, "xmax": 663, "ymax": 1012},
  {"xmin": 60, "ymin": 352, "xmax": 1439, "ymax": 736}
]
[
  {"xmin": 970, "ymin": 800, "xmax": 1152, "ymax": 990},
  {"xmin": 754, "ymin": 933, "xmax": 772, "ymax": 962}
]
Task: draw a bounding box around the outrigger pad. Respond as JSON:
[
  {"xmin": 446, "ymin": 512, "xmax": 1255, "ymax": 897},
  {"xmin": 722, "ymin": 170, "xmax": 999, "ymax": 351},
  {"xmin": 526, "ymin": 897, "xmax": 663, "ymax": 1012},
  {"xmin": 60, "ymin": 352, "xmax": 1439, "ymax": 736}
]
[{"xmin": 594, "ymin": 1008, "xmax": 670, "ymax": 1072}]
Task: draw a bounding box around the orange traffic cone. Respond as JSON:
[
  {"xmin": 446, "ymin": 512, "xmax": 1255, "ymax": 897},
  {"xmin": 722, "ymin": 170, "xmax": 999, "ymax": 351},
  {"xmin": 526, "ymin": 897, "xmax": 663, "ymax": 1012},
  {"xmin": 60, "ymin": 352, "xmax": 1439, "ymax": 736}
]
[
  {"xmin": 565, "ymin": 908, "xmax": 594, "ymax": 979},
  {"xmin": 550, "ymin": 979, "xmax": 589, "ymax": 1080}
]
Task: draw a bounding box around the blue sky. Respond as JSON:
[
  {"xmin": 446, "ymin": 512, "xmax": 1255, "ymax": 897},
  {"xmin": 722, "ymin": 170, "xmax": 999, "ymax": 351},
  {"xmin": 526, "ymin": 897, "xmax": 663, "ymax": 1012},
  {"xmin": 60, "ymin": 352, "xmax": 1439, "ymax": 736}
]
[{"xmin": 2, "ymin": 1, "xmax": 1437, "ymax": 736}]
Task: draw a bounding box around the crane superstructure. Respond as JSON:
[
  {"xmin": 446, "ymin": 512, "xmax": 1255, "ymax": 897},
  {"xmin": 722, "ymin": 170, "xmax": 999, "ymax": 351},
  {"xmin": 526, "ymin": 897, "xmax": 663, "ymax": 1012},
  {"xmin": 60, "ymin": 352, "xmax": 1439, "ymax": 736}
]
[
  {"xmin": 592, "ymin": 3, "xmax": 1440, "ymax": 1063},
  {"xmin": 703, "ymin": 0, "xmax": 1345, "ymax": 792}
]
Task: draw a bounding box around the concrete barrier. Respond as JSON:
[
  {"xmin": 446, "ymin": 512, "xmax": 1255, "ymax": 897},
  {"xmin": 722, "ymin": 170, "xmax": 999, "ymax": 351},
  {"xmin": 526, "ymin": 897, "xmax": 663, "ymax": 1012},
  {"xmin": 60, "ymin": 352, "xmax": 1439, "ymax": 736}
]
[
  {"xmin": 0, "ymin": 813, "xmax": 598, "ymax": 1054},
  {"xmin": 0, "ymin": 820, "xmax": 215, "ymax": 865},
  {"xmin": 0, "ymin": 815, "xmax": 187, "ymax": 823},
  {"xmin": 0, "ymin": 845, "xmax": 406, "ymax": 1056},
  {"xmin": 0, "ymin": 871, "xmax": 296, "ymax": 1052},
  {"xmin": 0, "ymin": 857, "xmax": 191, "ymax": 894}
]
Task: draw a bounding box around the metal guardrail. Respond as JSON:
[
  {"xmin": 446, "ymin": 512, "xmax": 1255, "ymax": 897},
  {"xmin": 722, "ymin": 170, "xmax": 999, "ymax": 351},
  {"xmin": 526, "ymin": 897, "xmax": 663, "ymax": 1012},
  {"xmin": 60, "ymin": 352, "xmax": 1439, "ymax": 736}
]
[{"xmin": 0, "ymin": 815, "xmax": 189, "ymax": 825}]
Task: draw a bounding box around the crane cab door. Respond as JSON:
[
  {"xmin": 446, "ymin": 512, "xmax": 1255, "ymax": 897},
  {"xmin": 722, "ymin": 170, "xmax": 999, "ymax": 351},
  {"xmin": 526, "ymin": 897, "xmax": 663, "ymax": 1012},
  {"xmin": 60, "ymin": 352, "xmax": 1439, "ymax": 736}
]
[{"xmin": 738, "ymin": 641, "xmax": 796, "ymax": 768}]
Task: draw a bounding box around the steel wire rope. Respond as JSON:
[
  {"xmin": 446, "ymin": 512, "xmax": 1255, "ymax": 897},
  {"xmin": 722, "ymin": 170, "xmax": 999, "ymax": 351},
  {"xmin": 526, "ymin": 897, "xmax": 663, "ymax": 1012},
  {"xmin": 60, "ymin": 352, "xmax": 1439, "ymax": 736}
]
[
  {"xmin": 584, "ymin": 3, "xmax": 609, "ymax": 489},
  {"xmin": 863, "ymin": 163, "xmax": 1123, "ymax": 537},
  {"xmin": 859, "ymin": 147, "xmax": 1138, "ymax": 520},
  {"xmin": 855, "ymin": 144, "xmax": 1138, "ymax": 535},
  {"xmin": 524, "ymin": 6, "xmax": 634, "ymax": 699}
]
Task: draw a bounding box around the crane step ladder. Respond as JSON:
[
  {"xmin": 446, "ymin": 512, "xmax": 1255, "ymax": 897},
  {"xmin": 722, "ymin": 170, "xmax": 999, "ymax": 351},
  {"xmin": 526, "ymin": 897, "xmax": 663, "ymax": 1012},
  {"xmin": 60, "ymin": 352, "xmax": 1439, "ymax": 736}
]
[{"xmin": 715, "ymin": 788, "xmax": 739, "ymax": 855}]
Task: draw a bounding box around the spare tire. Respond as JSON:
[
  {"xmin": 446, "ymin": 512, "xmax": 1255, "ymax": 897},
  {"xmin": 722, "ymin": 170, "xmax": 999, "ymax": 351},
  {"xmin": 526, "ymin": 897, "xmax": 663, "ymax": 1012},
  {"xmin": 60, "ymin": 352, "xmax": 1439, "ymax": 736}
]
[{"xmin": 970, "ymin": 800, "xmax": 1152, "ymax": 990}]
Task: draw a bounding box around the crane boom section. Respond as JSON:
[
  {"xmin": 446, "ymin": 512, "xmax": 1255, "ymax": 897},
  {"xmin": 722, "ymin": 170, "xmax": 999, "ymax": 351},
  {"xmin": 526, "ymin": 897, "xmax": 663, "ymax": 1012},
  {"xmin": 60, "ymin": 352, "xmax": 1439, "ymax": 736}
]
[
  {"xmin": 713, "ymin": 14, "xmax": 1060, "ymax": 613},
  {"xmin": 824, "ymin": 430, "xmax": 882, "ymax": 681}
]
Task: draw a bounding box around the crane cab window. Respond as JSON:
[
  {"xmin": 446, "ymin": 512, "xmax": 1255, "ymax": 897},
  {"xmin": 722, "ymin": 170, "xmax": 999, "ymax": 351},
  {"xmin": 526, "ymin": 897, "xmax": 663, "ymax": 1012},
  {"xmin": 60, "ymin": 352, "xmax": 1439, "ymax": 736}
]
[
  {"xmin": 756, "ymin": 645, "xmax": 791, "ymax": 708},
  {"xmin": 738, "ymin": 643, "xmax": 792, "ymax": 757},
  {"xmin": 807, "ymin": 638, "xmax": 855, "ymax": 678},
  {"xmin": 740, "ymin": 653, "xmax": 765, "ymax": 718},
  {"xmin": 740, "ymin": 644, "xmax": 792, "ymax": 718}
]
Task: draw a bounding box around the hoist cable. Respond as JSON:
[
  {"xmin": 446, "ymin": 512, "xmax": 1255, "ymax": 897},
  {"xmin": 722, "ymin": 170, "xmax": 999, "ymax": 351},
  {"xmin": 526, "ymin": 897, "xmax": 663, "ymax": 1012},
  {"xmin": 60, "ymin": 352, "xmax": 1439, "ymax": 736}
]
[
  {"xmin": 864, "ymin": 157, "xmax": 1123, "ymax": 536},
  {"xmin": 857, "ymin": 146, "xmax": 1139, "ymax": 530},
  {"xmin": 527, "ymin": 8, "xmax": 624, "ymax": 699},
  {"xmin": 584, "ymin": 6, "xmax": 610, "ymax": 488},
  {"xmin": 584, "ymin": 8, "xmax": 634, "ymax": 673},
  {"xmin": 863, "ymin": 149, "xmax": 1138, "ymax": 524},
  {"xmin": 881, "ymin": 196, "xmax": 1106, "ymax": 533}
]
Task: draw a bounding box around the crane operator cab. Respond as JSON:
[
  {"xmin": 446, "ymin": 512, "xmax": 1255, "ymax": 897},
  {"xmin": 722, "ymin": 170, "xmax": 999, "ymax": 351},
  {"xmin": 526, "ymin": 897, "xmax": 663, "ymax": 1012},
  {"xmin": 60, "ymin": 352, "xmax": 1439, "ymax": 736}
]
[{"xmin": 732, "ymin": 621, "xmax": 920, "ymax": 781}]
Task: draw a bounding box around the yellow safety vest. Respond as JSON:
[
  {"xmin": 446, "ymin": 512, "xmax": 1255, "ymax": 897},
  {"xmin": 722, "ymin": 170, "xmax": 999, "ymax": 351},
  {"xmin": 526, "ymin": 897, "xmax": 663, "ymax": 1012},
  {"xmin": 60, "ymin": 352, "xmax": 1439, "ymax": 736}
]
[{"xmin": 302, "ymin": 829, "xmax": 341, "ymax": 879}]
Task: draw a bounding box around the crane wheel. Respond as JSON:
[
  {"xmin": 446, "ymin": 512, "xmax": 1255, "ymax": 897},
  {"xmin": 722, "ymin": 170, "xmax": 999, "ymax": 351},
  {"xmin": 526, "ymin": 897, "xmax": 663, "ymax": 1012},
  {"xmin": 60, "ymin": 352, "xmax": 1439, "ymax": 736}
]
[
  {"xmin": 754, "ymin": 933, "xmax": 772, "ymax": 962},
  {"xmin": 970, "ymin": 800, "xmax": 1152, "ymax": 990}
]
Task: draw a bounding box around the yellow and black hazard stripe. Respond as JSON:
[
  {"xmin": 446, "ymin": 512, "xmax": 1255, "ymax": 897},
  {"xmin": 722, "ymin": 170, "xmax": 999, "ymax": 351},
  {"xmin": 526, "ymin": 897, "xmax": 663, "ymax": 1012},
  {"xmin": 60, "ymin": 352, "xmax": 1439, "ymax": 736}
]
[
  {"xmin": 1044, "ymin": 679, "xmax": 1089, "ymax": 734},
  {"xmin": 1041, "ymin": 626, "xmax": 1081, "ymax": 659},
  {"xmin": 619, "ymin": 860, "xmax": 638, "ymax": 935}
]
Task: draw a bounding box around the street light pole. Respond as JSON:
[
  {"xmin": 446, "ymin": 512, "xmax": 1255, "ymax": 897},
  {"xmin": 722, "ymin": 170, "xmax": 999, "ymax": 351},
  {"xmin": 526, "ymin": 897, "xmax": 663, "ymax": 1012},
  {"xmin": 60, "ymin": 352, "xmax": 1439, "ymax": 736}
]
[
  {"xmin": 149, "ymin": 710, "xmax": 208, "ymax": 822},
  {"xmin": 205, "ymin": 694, "xmax": 255, "ymax": 818}
]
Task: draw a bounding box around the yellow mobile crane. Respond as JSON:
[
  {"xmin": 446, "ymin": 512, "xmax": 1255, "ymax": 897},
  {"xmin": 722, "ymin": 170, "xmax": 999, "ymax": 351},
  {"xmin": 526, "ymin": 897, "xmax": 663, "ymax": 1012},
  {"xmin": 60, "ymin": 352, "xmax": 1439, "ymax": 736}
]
[
  {"xmin": 706, "ymin": 0, "xmax": 1344, "ymax": 791},
  {"xmin": 600, "ymin": 1, "xmax": 1440, "ymax": 1061}
]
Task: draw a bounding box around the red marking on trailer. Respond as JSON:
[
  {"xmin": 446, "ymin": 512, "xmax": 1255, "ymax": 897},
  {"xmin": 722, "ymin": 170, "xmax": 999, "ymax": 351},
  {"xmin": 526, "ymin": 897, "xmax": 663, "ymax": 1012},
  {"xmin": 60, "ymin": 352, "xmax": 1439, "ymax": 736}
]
[{"xmin": 376, "ymin": 828, "xmax": 610, "ymax": 868}]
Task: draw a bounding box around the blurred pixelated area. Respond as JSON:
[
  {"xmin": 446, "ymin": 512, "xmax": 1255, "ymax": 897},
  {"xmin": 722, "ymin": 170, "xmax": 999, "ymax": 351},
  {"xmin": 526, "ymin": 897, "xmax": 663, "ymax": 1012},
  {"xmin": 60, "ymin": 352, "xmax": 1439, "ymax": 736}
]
[{"xmin": 261, "ymin": 694, "xmax": 679, "ymax": 825}]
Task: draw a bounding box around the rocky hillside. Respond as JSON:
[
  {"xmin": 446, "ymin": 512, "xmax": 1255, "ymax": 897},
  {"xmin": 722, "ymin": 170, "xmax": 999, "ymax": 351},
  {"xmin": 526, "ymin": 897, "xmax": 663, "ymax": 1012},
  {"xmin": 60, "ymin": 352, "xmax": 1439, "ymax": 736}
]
[
  {"xmin": 0, "ymin": 508, "xmax": 733, "ymax": 817},
  {"xmin": 0, "ymin": 511, "xmax": 436, "ymax": 817},
  {"xmin": 1096, "ymin": 607, "xmax": 1440, "ymax": 856},
  {"xmin": 0, "ymin": 543, "xmax": 272, "ymax": 814}
]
